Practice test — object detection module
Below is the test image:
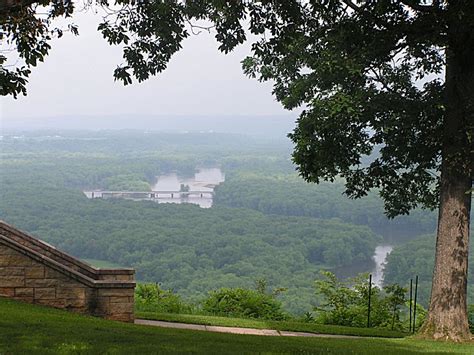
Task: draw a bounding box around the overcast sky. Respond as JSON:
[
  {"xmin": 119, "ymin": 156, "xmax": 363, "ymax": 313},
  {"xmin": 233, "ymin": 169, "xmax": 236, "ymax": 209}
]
[{"xmin": 1, "ymin": 5, "xmax": 295, "ymax": 130}]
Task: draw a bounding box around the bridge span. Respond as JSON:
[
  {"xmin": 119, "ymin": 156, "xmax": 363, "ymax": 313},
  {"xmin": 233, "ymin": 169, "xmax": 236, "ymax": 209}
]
[{"xmin": 85, "ymin": 190, "xmax": 215, "ymax": 200}]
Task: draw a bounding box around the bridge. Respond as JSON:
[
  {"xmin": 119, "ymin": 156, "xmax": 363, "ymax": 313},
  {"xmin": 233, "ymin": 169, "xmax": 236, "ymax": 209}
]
[{"xmin": 85, "ymin": 190, "xmax": 214, "ymax": 200}]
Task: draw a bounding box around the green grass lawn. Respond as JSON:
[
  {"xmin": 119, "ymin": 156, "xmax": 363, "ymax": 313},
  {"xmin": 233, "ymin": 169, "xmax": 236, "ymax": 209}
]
[
  {"xmin": 1, "ymin": 298, "xmax": 473, "ymax": 354},
  {"xmin": 136, "ymin": 311, "xmax": 408, "ymax": 338}
]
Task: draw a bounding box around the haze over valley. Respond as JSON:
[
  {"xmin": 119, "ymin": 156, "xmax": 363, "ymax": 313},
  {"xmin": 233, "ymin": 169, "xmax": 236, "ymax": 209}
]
[{"xmin": 2, "ymin": 129, "xmax": 468, "ymax": 315}]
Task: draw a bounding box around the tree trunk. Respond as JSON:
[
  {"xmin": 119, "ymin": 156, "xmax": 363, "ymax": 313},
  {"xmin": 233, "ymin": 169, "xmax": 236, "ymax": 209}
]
[
  {"xmin": 420, "ymin": 9, "xmax": 473, "ymax": 340},
  {"xmin": 420, "ymin": 161, "xmax": 472, "ymax": 341}
]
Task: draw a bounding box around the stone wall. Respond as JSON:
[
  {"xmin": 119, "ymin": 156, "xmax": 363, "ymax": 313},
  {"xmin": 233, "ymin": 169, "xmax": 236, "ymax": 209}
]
[{"xmin": 0, "ymin": 221, "xmax": 136, "ymax": 322}]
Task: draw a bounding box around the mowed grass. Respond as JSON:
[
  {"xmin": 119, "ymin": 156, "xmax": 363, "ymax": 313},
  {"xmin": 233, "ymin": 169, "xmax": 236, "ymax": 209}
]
[
  {"xmin": 137, "ymin": 311, "xmax": 408, "ymax": 338},
  {"xmin": 1, "ymin": 298, "xmax": 473, "ymax": 354}
]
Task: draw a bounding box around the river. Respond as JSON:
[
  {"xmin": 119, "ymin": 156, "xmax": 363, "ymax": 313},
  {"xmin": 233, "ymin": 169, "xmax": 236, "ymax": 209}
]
[
  {"xmin": 372, "ymin": 245, "xmax": 393, "ymax": 288},
  {"xmin": 153, "ymin": 169, "xmax": 393, "ymax": 284},
  {"xmin": 334, "ymin": 244, "xmax": 393, "ymax": 288},
  {"xmin": 86, "ymin": 166, "xmax": 393, "ymax": 283},
  {"xmin": 152, "ymin": 167, "xmax": 225, "ymax": 208}
]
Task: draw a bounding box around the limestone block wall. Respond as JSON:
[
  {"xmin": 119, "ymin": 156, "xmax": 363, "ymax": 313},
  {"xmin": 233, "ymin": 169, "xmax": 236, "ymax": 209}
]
[{"xmin": 0, "ymin": 221, "xmax": 136, "ymax": 322}]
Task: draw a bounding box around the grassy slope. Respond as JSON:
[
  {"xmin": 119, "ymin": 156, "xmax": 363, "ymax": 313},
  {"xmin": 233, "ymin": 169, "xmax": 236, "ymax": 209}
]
[
  {"xmin": 137, "ymin": 311, "xmax": 407, "ymax": 338},
  {"xmin": 1, "ymin": 298, "xmax": 474, "ymax": 354}
]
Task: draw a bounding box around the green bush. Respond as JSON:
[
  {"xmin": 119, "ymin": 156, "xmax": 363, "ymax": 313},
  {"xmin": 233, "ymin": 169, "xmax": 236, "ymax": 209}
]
[
  {"xmin": 135, "ymin": 283, "xmax": 192, "ymax": 314},
  {"xmin": 314, "ymin": 271, "xmax": 407, "ymax": 330},
  {"xmin": 202, "ymin": 287, "xmax": 288, "ymax": 320},
  {"xmin": 402, "ymin": 302, "xmax": 426, "ymax": 331}
]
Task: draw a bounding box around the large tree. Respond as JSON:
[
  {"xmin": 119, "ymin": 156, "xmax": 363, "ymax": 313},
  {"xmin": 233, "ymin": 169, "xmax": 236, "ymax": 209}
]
[{"xmin": 1, "ymin": 0, "xmax": 473, "ymax": 341}]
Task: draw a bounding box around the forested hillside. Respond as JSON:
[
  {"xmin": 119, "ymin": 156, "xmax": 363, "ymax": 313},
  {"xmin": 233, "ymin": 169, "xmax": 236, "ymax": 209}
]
[
  {"xmin": 214, "ymin": 175, "xmax": 437, "ymax": 241},
  {"xmin": 1, "ymin": 186, "xmax": 379, "ymax": 313},
  {"xmin": 384, "ymin": 234, "xmax": 474, "ymax": 306},
  {"xmin": 0, "ymin": 131, "xmax": 460, "ymax": 314}
]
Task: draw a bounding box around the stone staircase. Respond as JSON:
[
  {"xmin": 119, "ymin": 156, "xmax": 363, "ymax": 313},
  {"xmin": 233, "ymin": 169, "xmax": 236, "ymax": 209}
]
[{"xmin": 0, "ymin": 220, "xmax": 136, "ymax": 322}]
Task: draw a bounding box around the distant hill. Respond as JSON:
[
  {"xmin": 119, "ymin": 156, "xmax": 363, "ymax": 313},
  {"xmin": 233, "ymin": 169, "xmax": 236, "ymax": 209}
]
[{"xmin": 1, "ymin": 114, "xmax": 297, "ymax": 138}]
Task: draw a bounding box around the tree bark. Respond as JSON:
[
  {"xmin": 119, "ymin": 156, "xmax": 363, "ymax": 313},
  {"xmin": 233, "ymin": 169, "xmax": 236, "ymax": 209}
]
[
  {"xmin": 420, "ymin": 161, "xmax": 472, "ymax": 341},
  {"xmin": 420, "ymin": 7, "xmax": 473, "ymax": 340}
]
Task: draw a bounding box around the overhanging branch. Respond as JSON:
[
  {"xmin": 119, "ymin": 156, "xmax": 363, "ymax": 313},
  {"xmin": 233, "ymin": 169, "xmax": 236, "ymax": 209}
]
[
  {"xmin": 341, "ymin": 0, "xmax": 365, "ymax": 13},
  {"xmin": 0, "ymin": 0, "xmax": 41, "ymax": 13},
  {"xmin": 400, "ymin": 0, "xmax": 442, "ymax": 13}
]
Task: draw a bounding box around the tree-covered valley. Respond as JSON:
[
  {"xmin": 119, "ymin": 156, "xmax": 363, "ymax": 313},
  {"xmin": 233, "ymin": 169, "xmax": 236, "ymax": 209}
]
[{"xmin": 0, "ymin": 131, "xmax": 471, "ymax": 314}]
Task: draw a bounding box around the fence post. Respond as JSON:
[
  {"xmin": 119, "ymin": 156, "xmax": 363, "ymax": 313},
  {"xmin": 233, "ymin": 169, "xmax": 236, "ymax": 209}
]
[
  {"xmin": 367, "ymin": 274, "xmax": 372, "ymax": 328},
  {"xmin": 409, "ymin": 278, "xmax": 413, "ymax": 333},
  {"xmin": 412, "ymin": 275, "xmax": 418, "ymax": 333}
]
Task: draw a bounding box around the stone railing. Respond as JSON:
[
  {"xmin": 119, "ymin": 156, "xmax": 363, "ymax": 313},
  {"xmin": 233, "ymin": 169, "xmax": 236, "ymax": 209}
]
[{"xmin": 0, "ymin": 220, "xmax": 136, "ymax": 322}]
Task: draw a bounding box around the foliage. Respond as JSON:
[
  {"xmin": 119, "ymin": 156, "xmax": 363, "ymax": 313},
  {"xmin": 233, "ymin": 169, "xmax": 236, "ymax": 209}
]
[
  {"xmin": 5, "ymin": 1, "xmax": 469, "ymax": 216},
  {"xmin": 104, "ymin": 174, "xmax": 151, "ymax": 192},
  {"xmin": 409, "ymin": 302, "xmax": 427, "ymax": 333},
  {"xmin": 0, "ymin": 131, "xmax": 463, "ymax": 317},
  {"xmin": 384, "ymin": 284, "xmax": 408, "ymax": 331},
  {"xmin": 384, "ymin": 234, "xmax": 474, "ymax": 306},
  {"xmin": 84, "ymin": 0, "xmax": 474, "ymax": 337},
  {"xmin": 269, "ymin": 3, "xmax": 451, "ymax": 216},
  {"xmin": 202, "ymin": 286, "xmax": 287, "ymax": 321},
  {"xmin": 0, "ymin": 1, "xmax": 78, "ymax": 98},
  {"xmin": 5, "ymin": 298, "xmax": 474, "ymax": 354},
  {"xmin": 215, "ymin": 174, "xmax": 437, "ymax": 241},
  {"xmin": 301, "ymin": 311, "xmax": 315, "ymax": 323},
  {"xmin": 4, "ymin": 0, "xmax": 472, "ymax": 339},
  {"xmin": 82, "ymin": 259, "xmax": 123, "ymax": 269},
  {"xmin": 0, "ymin": 184, "xmax": 380, "ymax": 315},
  {"xmin": 314, "ymin": 271, "xmax": 407, "ymax": 330},
  {"xmin": 202, "ymin": 279, "xmax": 288, "ymax": 320},
  {"xmin": 135, "ymin": 283, "xmax": 192, "ymax": 314},
  {"xmin": 0, "ymin": 134, "xmax": 384, "ymax": 315}
]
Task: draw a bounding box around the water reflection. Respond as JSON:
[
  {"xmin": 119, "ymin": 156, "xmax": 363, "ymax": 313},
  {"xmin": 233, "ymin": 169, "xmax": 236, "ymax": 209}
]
[
  {"xmin": 152, "ymin": 167, "xmax": 225, "ymax": 208},
  {"xmin": 371, "ymin": 245, "xmax": 393, "ymax": 288},
  {"xmin": 84, "ymin": 168, "xmax": 225, "ymax": 208},
  {"xmin": 333, "ymin": 244, "xmax": 393, "ymax": 288}
]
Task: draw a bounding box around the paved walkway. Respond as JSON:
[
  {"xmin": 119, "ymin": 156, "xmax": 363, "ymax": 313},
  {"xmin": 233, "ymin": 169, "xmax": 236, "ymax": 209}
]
[{"xmin": 135, "ymin": 319, "xmax": 366, "ymax": 338}]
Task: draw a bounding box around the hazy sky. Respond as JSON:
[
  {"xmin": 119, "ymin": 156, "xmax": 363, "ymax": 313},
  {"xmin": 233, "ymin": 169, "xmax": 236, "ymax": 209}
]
[{"xmin": 1, "ymin": 5, "xmax": 293, "ymax": 127}]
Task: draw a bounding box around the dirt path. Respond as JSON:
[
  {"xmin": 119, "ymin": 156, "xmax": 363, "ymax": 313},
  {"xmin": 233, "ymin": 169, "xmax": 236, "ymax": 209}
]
[{"xmin": 135, "ymin": 319, "xmax": 371, "ymax": 338}]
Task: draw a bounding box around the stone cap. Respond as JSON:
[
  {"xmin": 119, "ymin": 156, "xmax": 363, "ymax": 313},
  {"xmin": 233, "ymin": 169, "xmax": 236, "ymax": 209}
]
[
  {"xmin": 0, "ymin": 220, "xmax": 134, "ymax": 279},
  {"xmin": 0, "ymin": 221, "xmax": 135, "ymax": 288},
  {"xmin": 0, "ymin": 235, "xmax": 135, "ymax": 289}
]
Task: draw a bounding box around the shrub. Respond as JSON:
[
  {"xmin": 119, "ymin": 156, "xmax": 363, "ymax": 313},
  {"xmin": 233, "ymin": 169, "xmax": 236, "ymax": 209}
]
[
  {"xmin": 135, "ymin": 283, "xmax": 191, "ymax": 314},
  {"xmin": 314, "ymin": 271, "xmax": 407, "ymax": 329},
  {"xmin": 403, "ymin": 302, "xmax": 426, "ymax": 331},
  {"xmin": 202, "ymin": 287, "xmax": 287, "ymax": 320}
]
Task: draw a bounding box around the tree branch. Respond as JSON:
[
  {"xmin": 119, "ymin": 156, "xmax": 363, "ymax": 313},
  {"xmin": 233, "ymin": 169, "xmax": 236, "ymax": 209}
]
[
  {"xmin": 369, "ymin": 67, "xmax": 398, "ymax": 95},
  {"xmin": 186, "ymin": 20, "xmax": 215, "ymax": 36},
  {"xmin": 400, "ymin": 0, "xmax": 442, "ymax": 13},
  {"xmin": 0, "ymin": 0, "xmax": 41, "ymax": 13},
  {"xmin": 341, "ymin": 0, "xmax": 365, "ymax": 13}
]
